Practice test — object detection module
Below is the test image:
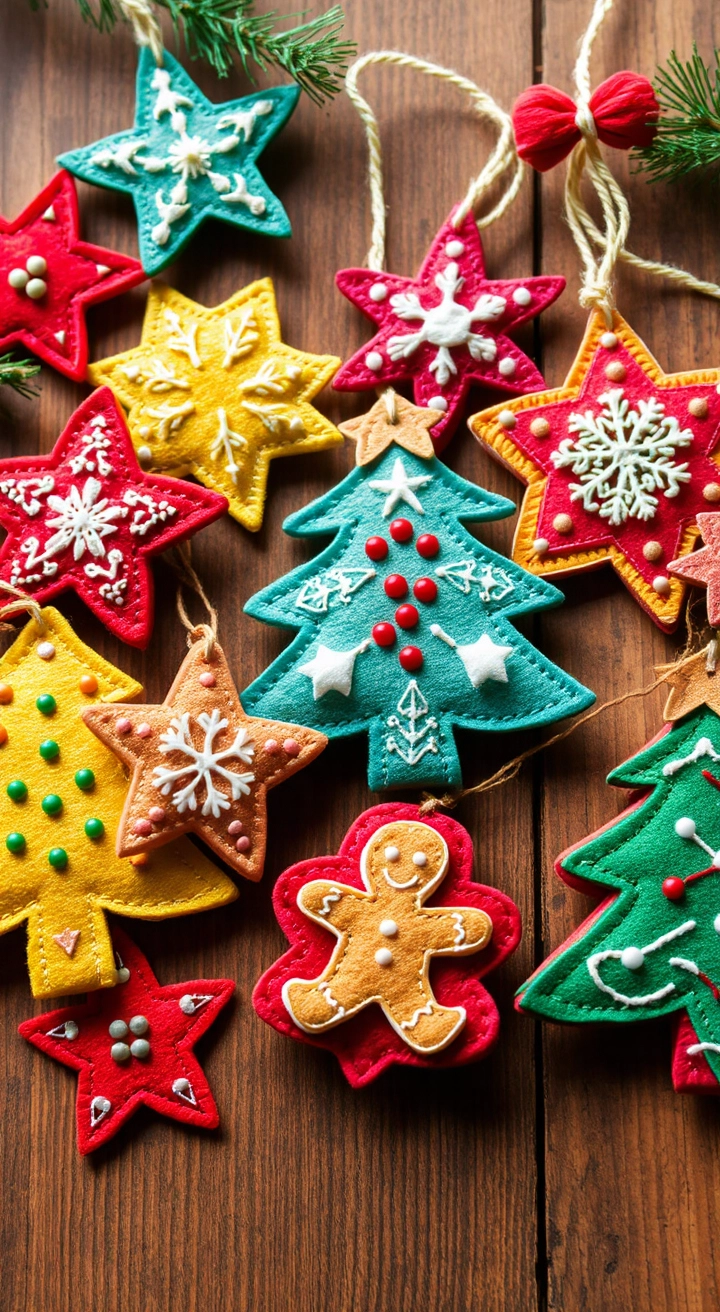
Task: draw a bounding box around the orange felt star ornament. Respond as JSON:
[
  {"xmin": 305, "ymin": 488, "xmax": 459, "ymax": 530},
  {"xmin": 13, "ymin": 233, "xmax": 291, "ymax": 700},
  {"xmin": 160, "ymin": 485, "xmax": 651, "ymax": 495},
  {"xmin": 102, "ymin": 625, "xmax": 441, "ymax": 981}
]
[
  {"xmin": 339, "ymin": 394, "xmax": 440, "ymax": 466},
  {"xmin": 668, "ymin": 514, "xmax": 720, "ymax": 625},
  {"xmin": 82, "ymin": 637, "xmax": 326, "ymax": 880},
  {"xmin": 658, "ymin": 645, "xmax": 720, "ymax": 721}
]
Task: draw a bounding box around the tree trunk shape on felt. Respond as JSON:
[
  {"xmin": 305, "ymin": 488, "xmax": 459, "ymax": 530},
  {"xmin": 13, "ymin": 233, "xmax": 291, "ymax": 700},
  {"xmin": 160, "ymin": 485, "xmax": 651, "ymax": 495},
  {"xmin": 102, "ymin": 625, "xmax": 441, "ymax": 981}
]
[
  {"xmin": 0, "ymin": 607, "xmax": 236, "ymax": 998},
  {"xmin": 242, "ymin": 443, "xmax": 595, "ymax": 790},
  {"xmin": 517, "ymin": 706, "xmax": 720, "ymax": 1092}
]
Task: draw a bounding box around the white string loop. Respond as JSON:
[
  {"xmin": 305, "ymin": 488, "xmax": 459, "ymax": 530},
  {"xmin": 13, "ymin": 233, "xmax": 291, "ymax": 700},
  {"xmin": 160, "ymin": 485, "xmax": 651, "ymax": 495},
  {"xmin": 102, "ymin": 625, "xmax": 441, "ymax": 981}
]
[
  {"xmin": 117, "ymin": 0, "xmax": 164, "ymax": 63},
  {"xmin": 345, "ymin": 50, "xmax": 524, "ymax": 271}
]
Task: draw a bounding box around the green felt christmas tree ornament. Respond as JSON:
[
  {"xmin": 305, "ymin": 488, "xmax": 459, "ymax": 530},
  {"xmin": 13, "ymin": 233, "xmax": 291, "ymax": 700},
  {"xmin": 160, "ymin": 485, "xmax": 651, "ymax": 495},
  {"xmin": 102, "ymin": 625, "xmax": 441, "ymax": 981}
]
[{"xmin": 242, "ymin": 396, "xmax": 595, "ymax": 791}]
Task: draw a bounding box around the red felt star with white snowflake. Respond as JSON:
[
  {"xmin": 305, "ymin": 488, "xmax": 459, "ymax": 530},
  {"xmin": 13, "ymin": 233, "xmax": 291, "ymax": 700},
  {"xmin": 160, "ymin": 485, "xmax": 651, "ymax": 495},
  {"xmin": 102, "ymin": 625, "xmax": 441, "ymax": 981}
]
[
  {"xmin": 333, "ymin": 208, "xmax": 565, "ymax": 450},
  {"xmin": 0, "ymin": 386, "xmax": 227, "ymax": 647},
  {"xmin": 19, "ymin": 929, "xmax": 234, "ymax": 1154},
  {"xmin": 470, "ymin": 312, "xmax": 720, "ymax": 631},
  {"xmin": 0, "ymin": 171, "xmax": 145, "ymax": 381}
]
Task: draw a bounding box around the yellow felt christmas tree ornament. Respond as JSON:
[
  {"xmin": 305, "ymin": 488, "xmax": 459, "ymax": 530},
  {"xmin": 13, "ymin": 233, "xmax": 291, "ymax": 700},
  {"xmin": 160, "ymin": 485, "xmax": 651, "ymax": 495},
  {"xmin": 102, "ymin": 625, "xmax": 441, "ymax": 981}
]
[
  {"xmin": 88, "ymin": 281, "xmax": 341, "ymax": 531},
  {"xmin": 0, "ymin": 605, "xmax": 237, "ymax": 998}
]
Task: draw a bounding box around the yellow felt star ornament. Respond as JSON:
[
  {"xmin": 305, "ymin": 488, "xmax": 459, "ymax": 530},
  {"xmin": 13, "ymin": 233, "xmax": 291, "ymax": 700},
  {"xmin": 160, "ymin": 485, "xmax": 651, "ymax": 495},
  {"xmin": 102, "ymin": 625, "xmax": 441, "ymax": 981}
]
[
  {"xmin": 339, "ymin": 393, "xmax": 440, "ymax": 466},
  {"xmin": 0, "ymin": 608, "xmax": 237, "ymax": 998},
  {"xmin": 88, "ymin": 280, "xmax": 342, "ymax": 531},
  {"xmin": 658, "ymin": 644, "xmax": 720, "ymax": 721}
]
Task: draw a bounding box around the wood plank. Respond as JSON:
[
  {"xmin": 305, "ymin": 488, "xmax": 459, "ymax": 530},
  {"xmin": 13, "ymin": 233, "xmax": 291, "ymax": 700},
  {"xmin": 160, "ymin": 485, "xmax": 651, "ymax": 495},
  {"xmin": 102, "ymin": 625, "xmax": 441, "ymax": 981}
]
[
  {"xmin": 536, "ymin": 3, "xmax": 720, "ymax": 1309},
  {"xmin": 0, "ymin": 2, "xmax": 539, "ymax": 1309}
]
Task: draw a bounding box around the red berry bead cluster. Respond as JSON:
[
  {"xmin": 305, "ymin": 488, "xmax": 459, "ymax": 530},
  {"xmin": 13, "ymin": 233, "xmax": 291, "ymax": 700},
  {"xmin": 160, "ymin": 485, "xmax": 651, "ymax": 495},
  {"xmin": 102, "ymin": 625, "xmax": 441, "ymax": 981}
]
[{"xmin": 365, "ymin": 522, "xmax": 441, "ymax": 672}]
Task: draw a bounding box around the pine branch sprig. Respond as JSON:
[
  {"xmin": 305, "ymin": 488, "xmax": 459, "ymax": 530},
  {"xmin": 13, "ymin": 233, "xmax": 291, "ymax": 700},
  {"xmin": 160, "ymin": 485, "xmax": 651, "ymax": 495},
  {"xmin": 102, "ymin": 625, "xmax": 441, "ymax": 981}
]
[
  {"xmin": 0, "ymin": 355, "xmax": 40, "ymax": 400},
  {"xmin": 30, "ymin": 0, "xmax": 356, "ymax": 103},
  {"xmin": 635, "ymin": 46, "xmax": 720, "ymax": 183}
]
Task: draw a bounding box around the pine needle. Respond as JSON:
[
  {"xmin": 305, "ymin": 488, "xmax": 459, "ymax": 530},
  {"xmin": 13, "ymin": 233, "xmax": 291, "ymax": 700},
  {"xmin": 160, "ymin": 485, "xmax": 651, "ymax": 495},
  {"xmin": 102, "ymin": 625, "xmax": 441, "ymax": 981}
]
[
  {"xmin": 0, "ymin": 355, "xmax": 40, "ymax": 400},
  {"xmin": 29, "ymin": 0, "xmax": 356, "ymax": 103},
  {"xmin": 635, "ymin": 46, "xmax": 720, "ymax": 183}
]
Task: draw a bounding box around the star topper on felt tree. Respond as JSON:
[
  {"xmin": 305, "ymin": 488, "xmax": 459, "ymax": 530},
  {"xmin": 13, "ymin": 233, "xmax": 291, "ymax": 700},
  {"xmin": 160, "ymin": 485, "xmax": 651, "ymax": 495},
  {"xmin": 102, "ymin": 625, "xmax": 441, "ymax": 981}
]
[
  {"xmin": 20, "ymin": 929, "xmax": 234, "ymax": 1154},
  {"xmin": 82, "ymin": 636, "xmax": 326, "ymax": 880},
  {"xmin": 58, "ymin": 50, "xmax": 300, "ymax": 275},
  {"xmin": 470, "ymin": 312, "xmax": 720, "ymax": 630},
  {"xmin": 0, "ymin": 387, "xmax": 227, "ymax": 647},
  {"xmin": 0, "ymin": 171, "xmax": 144, "ymax": 381},
  {"xmin": 334, "ymin": 209, "xmax": 565, "ymax": 450},
  {"xmin": 89, "ymin": 280, "xmax": 340, "ymax": 531}
]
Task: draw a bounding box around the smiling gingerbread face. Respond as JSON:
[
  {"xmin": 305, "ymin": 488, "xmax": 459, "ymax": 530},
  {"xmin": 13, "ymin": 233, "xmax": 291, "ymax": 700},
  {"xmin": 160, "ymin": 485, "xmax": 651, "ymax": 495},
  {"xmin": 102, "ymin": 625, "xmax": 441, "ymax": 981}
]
[{"xmin": 362, "ymin": 820, "xmax": 448, "ymax": 902}]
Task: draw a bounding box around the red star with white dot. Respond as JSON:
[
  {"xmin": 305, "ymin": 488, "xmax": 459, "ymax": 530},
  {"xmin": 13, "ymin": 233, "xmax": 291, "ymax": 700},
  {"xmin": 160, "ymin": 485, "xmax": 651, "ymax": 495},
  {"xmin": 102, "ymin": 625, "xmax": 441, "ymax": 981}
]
[
  {"xmin": 0, "ymin": 171, "xmax": 144, "ymax": 381},
  {"xmin": 334, "ymin": 209, "xmax": 565, "ymax": 450},
  {"xmin": 19, "ymin": 928, "xmax": 234, "ymax": 1154},
  {"xmin": 0, "ymin": 387, "xmax": 227, "ymax": 647}
]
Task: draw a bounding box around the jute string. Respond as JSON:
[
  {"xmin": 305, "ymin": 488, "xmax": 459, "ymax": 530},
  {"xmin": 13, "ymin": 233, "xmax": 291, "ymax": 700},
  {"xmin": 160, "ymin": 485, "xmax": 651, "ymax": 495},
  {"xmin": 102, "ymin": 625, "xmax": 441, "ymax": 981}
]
[
  {"xmin": 0, "ymin": 582, "xmax": 46, "ymax": 633},
  {"xmin": 564, "ymin": 0, "xmax": 720, "ymax": 322},
  {"xmin": 117, "ymin": 0, "xmax": 164, "ymax": 63},
  {"xmin": 345, "ymin": 51, "xmax": 524, "ymax": 271},
  {"xmin": 168, "ymin": 543, "xmax": 218, "ymax": 659}
]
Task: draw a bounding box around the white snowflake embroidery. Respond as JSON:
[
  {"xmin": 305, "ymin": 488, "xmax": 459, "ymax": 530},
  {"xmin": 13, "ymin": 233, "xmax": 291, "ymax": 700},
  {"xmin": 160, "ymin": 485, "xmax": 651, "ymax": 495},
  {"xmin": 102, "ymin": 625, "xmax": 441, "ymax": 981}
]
[
  {"xmin": 386, "ymin": 680, "xmax": 439, "ymax": 767},
  {"xmin": 45, "ymin": 478, "xmax": 128, "ymax": 560},
  {"xmin": 387, "ymin": 262, "xmax": 506, "ymax": 387},
  {"xmin": 91, "ymin": 67, "xmax": 270, "ymax": 248},
  {"xmin": 551, "ymin": 388, "xmax": 694, "ymax": 526},
  {"xmin": 295, "ymin": 568, "xmax": 376, "ymax": 614},
  {"xmin": 153, "ymin": 708, "xmax": 256, "ymax": 816},
  {"xmin": 435, "ymin": 560, "xmax": 515, "ymax": 603}
]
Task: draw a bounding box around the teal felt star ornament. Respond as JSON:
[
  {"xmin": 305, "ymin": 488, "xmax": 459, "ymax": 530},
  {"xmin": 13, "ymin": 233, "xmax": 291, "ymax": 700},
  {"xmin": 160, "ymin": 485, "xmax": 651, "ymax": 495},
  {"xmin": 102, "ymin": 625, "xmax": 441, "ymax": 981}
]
[{"xmin": 58, "ymin": 50, "xmax": 300, "ymax": 275}]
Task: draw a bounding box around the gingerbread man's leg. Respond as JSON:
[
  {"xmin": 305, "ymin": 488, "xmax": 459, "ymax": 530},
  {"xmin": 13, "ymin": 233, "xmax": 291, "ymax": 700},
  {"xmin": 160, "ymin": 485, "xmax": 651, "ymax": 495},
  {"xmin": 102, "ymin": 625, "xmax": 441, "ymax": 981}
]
[
  {"xmin": 382, "ymin": 990, "xmax": 467, "ymax": 1055},
  {"xmin": 283, "ymin": 960, "xmax": 373, "ymax": 1033}
]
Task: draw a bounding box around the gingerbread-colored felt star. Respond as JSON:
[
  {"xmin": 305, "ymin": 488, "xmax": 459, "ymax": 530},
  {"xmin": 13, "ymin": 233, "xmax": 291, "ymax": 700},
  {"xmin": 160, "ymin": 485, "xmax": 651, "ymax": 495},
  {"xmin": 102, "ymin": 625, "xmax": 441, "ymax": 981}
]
[
  {"xmin": 469, "ymin": 311, "xmax": 720, "ymax": 631},
  {"xmin": 339, "ymin": 393, "xmax": 440, "ymax": 466},
  {"xmin": 668, "ymin": 514, "xmax": 720, "ymax": 625},
  {"xmin": 88, "ymin": 280, "xmax": 341, "ymax": 531},
  {"xmin": 19, "ymin": 928, "xmax": 234, "ymax": 1154},
  {"xmin": 82, "ymin": 637, "xmax": 327, "ymax": 880},
  {"xmin": 0, "ymin": 171, "xmax": 144, "ymax": 381},
  {"xmin": 657, "ymin": 646, "xmax": 720, "ymax": 721}
]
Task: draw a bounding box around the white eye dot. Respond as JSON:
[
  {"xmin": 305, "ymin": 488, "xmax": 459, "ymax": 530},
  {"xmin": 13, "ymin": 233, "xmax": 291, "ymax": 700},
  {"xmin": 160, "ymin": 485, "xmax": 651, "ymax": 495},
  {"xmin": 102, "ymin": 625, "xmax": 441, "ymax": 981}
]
[
  {"xmin": 412, "ymin": 851, "xmax": 427, "ymax": 867},
  {"xmin": 675, "ymin": 817, "xmax": 697, "ymax": 839},
  {"xmin": 379, "ymin": 919, "xmax": 398, "ymax": 937},
  {"xmin": 384, "ymin": 845, "xmax": 400, "ymax": 862},
  {"xmin": 375, "ymin": 948, "xmax": 393, "ymax": 966},
  {"xmin": 620, "ymin": 946, "xmax": 644, "ymax": 971}
]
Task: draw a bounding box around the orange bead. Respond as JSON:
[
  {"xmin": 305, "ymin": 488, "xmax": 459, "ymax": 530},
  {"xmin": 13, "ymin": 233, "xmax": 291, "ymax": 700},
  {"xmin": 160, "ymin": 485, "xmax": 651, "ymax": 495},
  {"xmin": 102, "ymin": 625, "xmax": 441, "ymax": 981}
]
[
  {"xmin": 130, "ymin": 853, "xmax": 149, "ymax": 867},
  {"xmin": 79, "ymin": 674, "xmax": 99, "ymax": 696},
  {"xmin": 0, "ymin": 683, "xmax": 13, "ymax": 705},
  {"xmin": 0, "ymin": 724, "xmax": 8, "ymax": 745}
]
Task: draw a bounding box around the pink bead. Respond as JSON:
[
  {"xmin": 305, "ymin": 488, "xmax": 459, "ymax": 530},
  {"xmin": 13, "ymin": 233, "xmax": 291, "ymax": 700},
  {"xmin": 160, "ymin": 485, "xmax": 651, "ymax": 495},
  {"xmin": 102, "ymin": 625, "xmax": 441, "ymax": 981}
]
[
  {"xmin": 227, "ymin": 820, "xmax": 243, "ymax": 836},
  {"xmin": 199, "ymin": 672, "xmax": 216, "ymax": 688},
  {"xmin": 235, "ymin": 836, "xmax": 251, "ymax": 852},
  {"xmin": 133, "ymin": 819, "xmax": 153, "ymax": 836},
  {"xmin": 148, "ymin": 807, "xmax": 165, "ymax": 823},
  {"xmin": 263, "ymin": 738, "xmax": 279, "ymax": 754},
  {"xmin": 115, "ymin": 717, "xmax": 132, "ymax": 735},
  {"xmin": 136, "ymin": 723, "xmax": 152, "ymax": 738},
  {"xmin": 283, "ymin": 738, "xmax": 300, "ymax": 757}
]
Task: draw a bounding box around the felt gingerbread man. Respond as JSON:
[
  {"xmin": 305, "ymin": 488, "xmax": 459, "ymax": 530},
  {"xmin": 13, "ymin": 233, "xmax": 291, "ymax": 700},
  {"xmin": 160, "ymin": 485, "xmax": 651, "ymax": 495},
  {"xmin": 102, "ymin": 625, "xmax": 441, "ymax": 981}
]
[{"xmin": 282, "ymin": 819, "xmax": 493, "ymax": 1054}]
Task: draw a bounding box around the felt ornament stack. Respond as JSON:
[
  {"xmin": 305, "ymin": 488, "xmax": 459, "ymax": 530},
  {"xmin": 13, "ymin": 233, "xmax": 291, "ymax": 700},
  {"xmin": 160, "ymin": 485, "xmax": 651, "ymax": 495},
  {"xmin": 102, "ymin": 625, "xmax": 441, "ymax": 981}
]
[
  {"xmin": 0, "ymin": 606, "xmax": 237, "ymax": 999},
  {"xmin": 253, "ymin": 802, "xmax": 522, "ymax": 1086},
  {"xmin": 242, "ymin": 395, "xmax": 594, "ymax": 790}
]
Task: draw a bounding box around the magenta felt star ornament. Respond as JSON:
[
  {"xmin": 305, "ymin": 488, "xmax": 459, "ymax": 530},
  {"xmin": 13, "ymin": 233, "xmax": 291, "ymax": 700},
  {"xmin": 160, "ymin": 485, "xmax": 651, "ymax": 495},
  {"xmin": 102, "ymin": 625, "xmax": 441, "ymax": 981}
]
[
  {"xmin": 19, "ymin": 929, "xmax": 234, "ymax": 1155},
  {"xmin": 334, "ymin": 209, "xmax": 565, "ymax": 450},
  {"xmin": 0, "ymin": 387, "xmax": 227, "ymax": 646},
  {"xmin": 0, "ymin": 171, "xmax": 145, "ymax": 381}
]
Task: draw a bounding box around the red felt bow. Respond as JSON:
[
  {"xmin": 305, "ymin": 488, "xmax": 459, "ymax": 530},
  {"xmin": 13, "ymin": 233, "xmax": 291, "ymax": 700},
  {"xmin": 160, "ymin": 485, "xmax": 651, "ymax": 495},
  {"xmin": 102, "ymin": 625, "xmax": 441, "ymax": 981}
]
[{"xmin": 512, "ymin": 71, "xmax": 658, "ymax": 173}]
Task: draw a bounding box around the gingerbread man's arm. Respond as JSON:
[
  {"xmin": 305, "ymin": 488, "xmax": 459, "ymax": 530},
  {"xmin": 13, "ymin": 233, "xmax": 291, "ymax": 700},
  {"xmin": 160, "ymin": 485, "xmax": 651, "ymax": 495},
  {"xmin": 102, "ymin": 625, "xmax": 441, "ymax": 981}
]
[
  {"xmin": 297, "ymin": 879, "xmax": 369, "ymax": 932},
  {"xmin": 420, "ymin": 906, "xmax": 493, "ymax": 955}
]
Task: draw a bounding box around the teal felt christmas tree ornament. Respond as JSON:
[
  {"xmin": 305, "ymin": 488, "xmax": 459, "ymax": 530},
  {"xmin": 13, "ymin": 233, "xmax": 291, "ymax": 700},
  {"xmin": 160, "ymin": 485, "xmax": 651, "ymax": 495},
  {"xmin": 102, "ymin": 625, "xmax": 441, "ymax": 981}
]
[
  {"xmin": 58, "ymin": 50, "xmax": 299, "ymax": 275},
  {"xmin": 517, "ymin": 703, "xmax": 720, "ymax": 1092},
  {"xmin": 242, "ymin": 396, "xmax": 595, "ymax": 790}
]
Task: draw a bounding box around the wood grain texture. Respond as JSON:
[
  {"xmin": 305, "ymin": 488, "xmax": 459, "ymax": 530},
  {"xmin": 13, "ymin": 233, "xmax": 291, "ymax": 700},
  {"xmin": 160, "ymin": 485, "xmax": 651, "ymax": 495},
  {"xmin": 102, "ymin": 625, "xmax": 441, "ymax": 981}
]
[{"xmin": 1, "ymin": 0, "xmax": 718, "ymax": 1308}]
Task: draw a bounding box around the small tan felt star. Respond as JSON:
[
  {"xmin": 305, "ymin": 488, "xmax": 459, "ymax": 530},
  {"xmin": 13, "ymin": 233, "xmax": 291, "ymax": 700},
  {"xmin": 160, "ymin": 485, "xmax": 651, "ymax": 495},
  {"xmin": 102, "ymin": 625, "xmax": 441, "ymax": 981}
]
[
  {"xmin": 657, "ymin": 646, "xmax": 720, "ymax": 721},
  {"xmin": 339, "ymin": 393, "xmax": 440, "ymax": 466},
  {"xmin": 82, "ymin": 638, "xmax": 327, "ymax": 881},
  {"xmin": 88, "ymin": 280, "xmax": 341, "ymax": 531}
]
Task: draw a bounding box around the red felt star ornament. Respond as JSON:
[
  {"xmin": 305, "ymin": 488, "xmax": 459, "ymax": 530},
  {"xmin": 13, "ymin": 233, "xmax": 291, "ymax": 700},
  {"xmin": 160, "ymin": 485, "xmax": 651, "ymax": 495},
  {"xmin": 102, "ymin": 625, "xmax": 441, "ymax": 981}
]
[
  {"xmin": 0, "ymin": 172, "xmax": 145, "ymax": 381},
  {"xmin": 0, "ymin": 386, "xmax": 227, "ymax": 647},
  {"xmin": 470, "ymin": 312, "xmax": 720, "ymax": 630},
  {"xmin": 334, "ymin": 208, "xmax": 565, "ymax": 450},
  {"xmin": 19, "ymin": 928, "xmax": 234, "ymax": 1154},
  {"xmin": 668, "ymin": 513, "xmax": 720, "ymax": 625}
]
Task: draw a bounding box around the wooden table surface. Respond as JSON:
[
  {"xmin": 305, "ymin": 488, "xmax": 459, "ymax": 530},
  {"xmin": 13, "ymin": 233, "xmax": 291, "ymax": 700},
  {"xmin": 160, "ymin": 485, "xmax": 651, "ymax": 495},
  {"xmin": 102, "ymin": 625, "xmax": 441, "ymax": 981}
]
[{"xmin": 2, "ymin": 1, "xmax": 720, "ymax": 1308}]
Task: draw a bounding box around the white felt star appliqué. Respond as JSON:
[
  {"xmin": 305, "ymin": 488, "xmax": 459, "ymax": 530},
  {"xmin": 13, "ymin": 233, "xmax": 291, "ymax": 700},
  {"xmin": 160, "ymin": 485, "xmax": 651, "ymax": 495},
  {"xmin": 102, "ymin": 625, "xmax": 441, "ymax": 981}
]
[
  {"xmin": 368, "ymin": 455, "xmax": 433, "ymax": 516},
  {"xmin": 299, "ymin": 642, "xmax": 370, "ymax": 699},
  {"xmin": 431, "ymin": 627, "xmax": 513, "ymax": 687}
]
